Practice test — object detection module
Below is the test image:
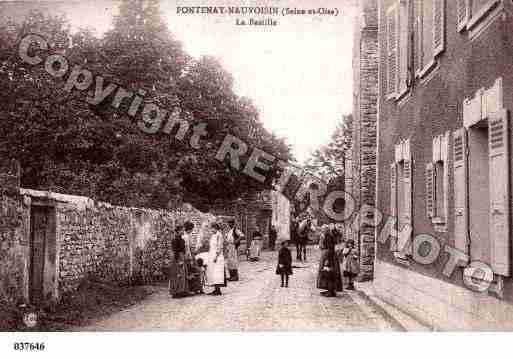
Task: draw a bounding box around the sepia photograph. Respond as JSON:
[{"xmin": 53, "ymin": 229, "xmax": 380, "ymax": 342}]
[{"xmin": 1, "ymin": 0, "xmax": 513, "ymax": 356}]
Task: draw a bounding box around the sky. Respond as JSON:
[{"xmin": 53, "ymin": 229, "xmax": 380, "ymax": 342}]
[{"xmin": 1, "ymin": 0, "xmax": 356, "ymax": 163}]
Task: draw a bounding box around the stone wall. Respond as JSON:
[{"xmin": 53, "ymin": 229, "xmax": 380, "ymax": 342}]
[
  {"xmin": 0, "ymin": 177, "xmax": 214, "ymax": 304},
  {"xmin": 348, "ymin": 0, "xmax": 378, "ymax": 281},
  {"xmin": 0, "ymin": 160, "xmax": 29, "ymax": 304},
  {"xmin": 210, "ymin": 191, "xmax": 273, "ymax": 248},
  {"xmin": 0, "ymin": 190, "xmax": 30, "ymax": 304},
  {"xmin": 374, "ymin": 259, "xmax": 513, "ymax": 330}
]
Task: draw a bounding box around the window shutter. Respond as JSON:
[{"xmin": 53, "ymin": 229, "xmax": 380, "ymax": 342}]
[
  {"xmin": 413, "ymin": 0, "xmax": 423, "ymax": 75},
  {"xmin": 426, "ymin": 162, "xmax": 435, "ymax": 218},
  {"xmin": 432, "ymin": 135, "xmax": 441, "ymax": 162},
  {"xmin": 453, "ymin": 128, "xmax": 469, "ymax": 256},
  {"xmin": 387, "ymin": 4, "xmax": 399, "ymax": 97},
  {"xmin": 442, "ymin": 132, "xmax": 450, "ymax": 222},
  {"xmin": 489, "ymin": 109, "xmax": 510, "ymax": 276},
  {"xmin": 433, "ymin": 0, "xmax": 445, "ymax": 57},
  {"xmin": 403, "ymin": 144, "xmax": 413, "ymax": 255},
  {"xmin": 390, "ymin": 162, "xmax": 398, "ymax": 251},
  {"xmin": 414, "ymin": 16, "xmax": 423, "ymax": 75},
  {"xmin": 456, "ymin": 0, "xmax": 469, "ymax": 31}
]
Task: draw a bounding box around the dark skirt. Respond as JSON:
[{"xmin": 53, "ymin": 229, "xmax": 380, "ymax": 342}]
[
  {"xmin": 169, "ymin": 254, "xmax": 188, "ymax": 296},
  {"xmin": 316, "ymin": 250, "xmax": 343, "ymax": 291},
  {"xmin": 276, "ymin": 263, "xmax": 293, "ymax": 275},
  {"xmin": 187, "ymin": 262, "xmax": 203, "ymax": 292}
]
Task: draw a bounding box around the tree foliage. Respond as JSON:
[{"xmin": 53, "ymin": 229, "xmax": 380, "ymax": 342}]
[
  {"xmin": 303, "ymin": 114, "xmax": 352, "ymax": 185},
  {"xmin": 0, "ymin": 1, "xmax": 292, "ymax": 210},
  {"xmin": 294, "ymin": 114, "xmax": 352, "ymax": 220}
]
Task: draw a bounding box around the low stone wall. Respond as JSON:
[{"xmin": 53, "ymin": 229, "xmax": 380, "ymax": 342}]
[
  {"xmin": 0, "ymin": 190, "xmax": 30, "ymax": 304},
  {"xmin": 374, "ymin": 259, "xmax": 513, "ymax": 330},
  {"xmin": 0, "ymin": 185, "xmax": 214, "ymax": 304}
]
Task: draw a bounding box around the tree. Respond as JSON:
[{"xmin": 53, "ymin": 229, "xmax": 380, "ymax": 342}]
[
  {"xmin": 0, "ymin": 2, "xmax": 292, "ymax": 210},
  {"xmin": 303, "ymin": 114, "xmax": 352, "ymax": 184},
  {"xmin": 295, "ymin": 114, "xmax": 353, "ymax": 220}
]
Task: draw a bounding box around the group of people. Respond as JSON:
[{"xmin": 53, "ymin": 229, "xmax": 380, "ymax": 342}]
[
  {"xmin": 169, "ymin": 216, "xmax": 359, "ymax": 299},
  {"xmin": 316, "ymin": 224, "xmax": 359, "ymax": 297},
  {"xmin": 277, "ymin": 219, "xmax": 360, "ymax": 296},
  {"xmin": 168, "ymin": 218, "xmax": 244, "ymax": 297}
]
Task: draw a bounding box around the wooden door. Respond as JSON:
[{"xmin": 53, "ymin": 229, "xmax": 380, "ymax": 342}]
[{"xmin": 30, "ymin": 207, "xmax": 49, "ymax": 304}]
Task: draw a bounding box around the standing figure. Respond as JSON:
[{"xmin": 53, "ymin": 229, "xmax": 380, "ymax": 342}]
[
  {"xmin": 296, "ymin": 218, "xmax": 310, "ymax": 262},
  {"xmin": 249, "ymin": 230, "xmax": 263, "ymax": 261},
  {"xmin": 183, "ymin": 221, "xmax": 201, "ymax": 293},
  {"xmin": 169, "ymin": 225, "xmax": 189, "ymax": 298},
  {"xmin": 226, "ymin": 219, "xmax": 244, "ymax": 281},
  {"xmin": 290, "ymin": 218, "xmax": 298, "ymax": 255},
  {"xmin": 193, "ymin": 257, "xmax": 206, "ymax": 294},
  {"xmin": 207, "ymin": 221, "xmax": 226, "ymax": 295},
  {"xmin": 316, "ymin": 225, "xmax": 343, "ymax": 297},
  {"xmin": 342, "ymin": 239, "xmax": 359, "ymax": 290},
  {"xmin": 276, "ymin": 241, "xmax": 293, "ymax": 287},
  {"xmin": 269, "ymin": 225, "xmax": 277, "ymax": 251}
]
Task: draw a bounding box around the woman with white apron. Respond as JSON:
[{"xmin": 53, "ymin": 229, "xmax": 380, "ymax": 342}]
[
  {"xmin": 207, "ymin": 221, "xmax": 226, "ymax": 295},
  {"xmin": 226, "ymin": 219, "xmax": 244, "ymax": 281},
  {"xmin": 249, "ymin": 230, "xmax": 263, "ymax": 261}
]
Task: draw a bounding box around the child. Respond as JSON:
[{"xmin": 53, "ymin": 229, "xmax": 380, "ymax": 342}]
[
  {"xmin": 276, "ymin": 241, "xmax": 293, "ymax": 287},
  {"xmin": 195, "ymin": 252, "xmax": 210, "ymax": 294},
  {"xmin": 195, "ymin": 257, "xmax": 206, "ymax": 294},
  {"xmin": 341, "ymin": 240, "xmax": 359, "ymax": 290}
]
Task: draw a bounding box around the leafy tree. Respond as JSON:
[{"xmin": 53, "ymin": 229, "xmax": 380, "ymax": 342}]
[
  {"xmin": 303, "ymin": 114, "xmax": 352, "ymax": 183},
  {"xmin": 0, "ymin": 2, "xmax": 292, "ymax": 210},
  {"xmin": 294, "ymin": 114, "xmax": 353, "ymax": 220}
]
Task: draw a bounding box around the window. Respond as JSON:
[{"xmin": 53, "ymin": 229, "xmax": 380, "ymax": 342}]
[
  {"xmin": 398, "ymin": 0, "xmax": 410, "ymax": 96},
  {"xmin": 390, "ymin": 139, "xmax": 413, "ymax": 256},
  {"xmin": 426, "ymin": 133, "xmax": 449, "ymax": 230},
  {"xmin": 386, "ymin": 3, "xmax": 399, "ymax": 98},
  {"xmin": 455, "ymin": 79, "xmax": 510, "ymax": 278},
  {"xmin": 386, "ymin": 0, "xmax": 411, "ymax": 99},
  {"xmin": 414, "ymin": 0, "xmax": 445, "ymax": 79},
  {"xmin": 457, "ymin": 0, "xmax": 503, "ymax": 36}
]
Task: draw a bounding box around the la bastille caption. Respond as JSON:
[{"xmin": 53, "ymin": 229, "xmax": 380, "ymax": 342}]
[{"xmin": 176, "ymin": 6, "xmax": 339, "ymax": 27}]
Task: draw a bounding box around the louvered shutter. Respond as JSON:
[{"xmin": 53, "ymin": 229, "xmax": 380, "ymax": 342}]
[
  {"xmin": 433, "ymin": 135, "xmax": 441, "ymax": 162},
  {"xmin": 426, "ymin": 162, "xmax": 435, "ymax": 218},
  {"xmin": 413, "ymin": 0, "xmax": 423, "ymax": 74},
  {"xmin": 456, "ymin": 0, "xmax": 469, "ymax": 31},
  {"xmin": 441, "ymin": 132, "xmax": 450, "ymax": 222},
  {"xmin": 414, "ymin": 17, "xmax": 422, "ymax": 74},
  {"xmin": 433, "ymin": 0, "xmax": 445, "ymax": 57},
  {"xmin": 390, "ymin": 162, "xmax": 398, "ymax": 251},
  {"xmin": 489, "ymin": 109, "xmax": 510, "ymax": 276},
  {"xmin": 403, "ymin": 141, "xmax": 413, "ymax": 255},
  {"xmin": 453, "ymin": 128, "xmax": 469, "ymax": 256},
  {"xmin": 387, "ymin": 4, "xmax": 399, "ymax": 97}
]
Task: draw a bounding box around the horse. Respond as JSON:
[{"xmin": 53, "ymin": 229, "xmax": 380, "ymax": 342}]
[{"xmin": 295, "ymin": 219, "xmax": 311, "ymax": 261}]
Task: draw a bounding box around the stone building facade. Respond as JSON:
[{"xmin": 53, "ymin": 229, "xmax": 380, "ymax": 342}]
[
  {"xmin": 375, "ymin": 0, "xmax": 513, "ymax": 329},
  {"xmin": 347, "ymin": 0, "xmax": 379, "ymax": 281},
  {"xmin": 0, "ymin": 163, "xmax": 214, "ymax": 305}
]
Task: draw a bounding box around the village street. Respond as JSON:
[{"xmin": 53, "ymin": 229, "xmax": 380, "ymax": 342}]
[{"xmin": 81, "ymin": 248, "xmax": 403, "ymax": 331}]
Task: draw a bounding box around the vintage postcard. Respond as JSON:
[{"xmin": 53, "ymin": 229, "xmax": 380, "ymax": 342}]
[{"xmin": 1, "ymin": 0, "xmax": 513, "ymax": 355}]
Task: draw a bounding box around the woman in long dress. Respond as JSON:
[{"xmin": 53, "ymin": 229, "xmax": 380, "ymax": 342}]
[
  {"xmin": 226, "ymin": 219, "xmax": 244, "ymax": 281},
  {"xmin": 183, "ymin": 221, "xmax": 202, "ymax": 293},
  {"xmin": 249, "ymin": 230, "xmax": 263, "ymax": 261},
  {"xmin": 207, "ymin": 221, "xmax": 226, "ymax": 295},
  {"xmin": 169, "ymin": 225, "xmax": 189, "ymax": 298},
  {"xmin": 316, "ymin": 224, "xmax": 343, "ymax": 297}
]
